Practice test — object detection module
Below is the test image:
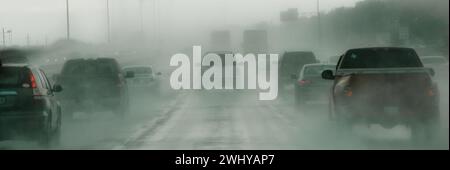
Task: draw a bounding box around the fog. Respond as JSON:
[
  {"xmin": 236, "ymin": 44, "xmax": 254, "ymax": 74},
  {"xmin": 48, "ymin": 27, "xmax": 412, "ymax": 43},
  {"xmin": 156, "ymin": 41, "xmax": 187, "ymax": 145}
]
[{"xmin": 0, "ymin": 0, "xmax": 448, "ymax": 150}]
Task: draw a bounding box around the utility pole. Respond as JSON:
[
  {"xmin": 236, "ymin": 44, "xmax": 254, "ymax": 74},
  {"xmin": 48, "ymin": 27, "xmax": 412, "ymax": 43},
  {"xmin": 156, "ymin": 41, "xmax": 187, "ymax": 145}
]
[
  {"xmin": 6, "ymin": 30, "xmax": 12, "ymax": 46},
  {"xmin": 153, "ymin": 0, "xmax": 156, "ymax": 41},
  {"xmin": 139, "ymin": 0, "xmax": 144, "ymax": 34},
  {"xmin": 106, "ymin": 0, "xmax": 111, "ymax": 43},
  {"xmin": 317, "ymin": 0, "xmax": 321, "ymax": 48},
  {"xmin": 2, "ymin": 28, "xmax": 5, "ymax": 47},
  {"xmin": 155, "ymin": 0, "xmax": 161, "ymax": 45},
  {"xmin": 66, "ymin": 0, "xmax": 71, "ymax": 40}
]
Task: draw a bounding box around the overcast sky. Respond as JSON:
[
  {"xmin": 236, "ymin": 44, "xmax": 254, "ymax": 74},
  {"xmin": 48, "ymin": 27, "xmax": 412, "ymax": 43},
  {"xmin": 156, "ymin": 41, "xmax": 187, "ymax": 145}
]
[{"xmin": 0, "ymin": 0, "xmax": 362, "ymax": 46}]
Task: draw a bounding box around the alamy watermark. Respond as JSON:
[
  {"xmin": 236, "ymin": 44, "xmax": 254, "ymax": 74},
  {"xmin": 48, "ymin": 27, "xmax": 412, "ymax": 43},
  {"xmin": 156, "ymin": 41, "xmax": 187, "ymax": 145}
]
[{"xmin": 169, "ymin": 46, "xmax": 278, "ymax": 100}]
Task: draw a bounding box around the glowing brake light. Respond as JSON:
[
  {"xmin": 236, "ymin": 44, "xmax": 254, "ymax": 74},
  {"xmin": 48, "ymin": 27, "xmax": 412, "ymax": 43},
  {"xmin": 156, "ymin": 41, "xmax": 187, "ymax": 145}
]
[
  {"xmin": 29, "ymin": 72, "xmax": 43, "ymax": 97},
  {"xmin": 344, "ymin": 86, "xmax": 353, "ymax": 97},
  {"xmin": 29, "ymin": 72, "xmax": 37, "ymax": 89}
]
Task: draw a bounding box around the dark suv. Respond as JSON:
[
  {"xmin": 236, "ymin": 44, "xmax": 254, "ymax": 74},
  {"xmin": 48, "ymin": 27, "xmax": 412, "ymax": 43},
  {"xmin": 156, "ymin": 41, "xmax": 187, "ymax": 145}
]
[
  {"xmin": 55, "ymin": 58, "xmax": 133, "ymax": 118},
  {"xmin": 0, "ymin": 62, "xmax": 63, "ymax": 147}
]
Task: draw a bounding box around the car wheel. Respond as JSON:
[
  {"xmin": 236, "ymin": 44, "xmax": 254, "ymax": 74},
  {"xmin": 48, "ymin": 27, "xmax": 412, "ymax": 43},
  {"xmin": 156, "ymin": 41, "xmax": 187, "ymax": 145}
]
[
  {"xmin": 52, "ymin": 108, "xmax": 62, "ymax": 147},
  {"xmin": 37, "ymin": 114, "xmax": 52, "ymax": 148},
  {"xmin": 38, "ymin": 110, "xmax": 61, "ymax": 149}
]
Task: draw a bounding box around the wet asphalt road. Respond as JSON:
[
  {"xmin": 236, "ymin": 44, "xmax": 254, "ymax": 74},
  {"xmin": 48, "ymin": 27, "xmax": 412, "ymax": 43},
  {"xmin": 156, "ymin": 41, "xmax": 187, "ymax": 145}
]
[{"xmin": 0, "ymin": 74, "xmax": 448, "ymax": 150}]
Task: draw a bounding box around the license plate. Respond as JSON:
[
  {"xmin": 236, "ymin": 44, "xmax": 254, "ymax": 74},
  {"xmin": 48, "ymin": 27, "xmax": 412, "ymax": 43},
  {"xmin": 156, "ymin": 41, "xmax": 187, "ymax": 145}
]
[
  {"xmin": 0, "ymin": 97, "xmax": 6, "ymax": 105},
  {"xmin": 384, "ymin": 106, "xmax": 399, "ymax": 115}
]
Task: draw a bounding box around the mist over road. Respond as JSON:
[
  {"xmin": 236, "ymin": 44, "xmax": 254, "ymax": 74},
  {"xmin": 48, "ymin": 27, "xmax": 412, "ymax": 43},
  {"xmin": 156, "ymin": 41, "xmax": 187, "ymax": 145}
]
[{"xmin": 0, "ymin": 70, "xmax": 447, "ymax": 150}]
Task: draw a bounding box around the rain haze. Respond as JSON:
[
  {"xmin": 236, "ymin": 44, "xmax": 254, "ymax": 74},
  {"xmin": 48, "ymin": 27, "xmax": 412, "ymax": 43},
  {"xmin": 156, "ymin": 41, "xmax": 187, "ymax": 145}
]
[
  {"xmin": 0, "ymin": 0, "xmax": 448, "ymax": 150},
  {"xmin": 0, "ymin": 0, "xmax": 362, "ymax": 45}
]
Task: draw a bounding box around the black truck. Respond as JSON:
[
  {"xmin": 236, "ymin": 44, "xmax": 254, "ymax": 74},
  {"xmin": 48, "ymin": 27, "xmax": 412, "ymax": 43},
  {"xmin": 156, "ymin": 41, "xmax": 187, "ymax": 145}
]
[{"xmin": 322, "ymin": 47, "xmax": 440, "ymax": 142}]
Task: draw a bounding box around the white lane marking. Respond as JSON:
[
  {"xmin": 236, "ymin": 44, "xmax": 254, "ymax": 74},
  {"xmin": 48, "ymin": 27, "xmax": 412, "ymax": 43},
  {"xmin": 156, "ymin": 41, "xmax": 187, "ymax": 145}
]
[
  {"xmin": 112, "ymin": 93, "xmax": 187, "ymax": 150},
  {"xmin": 145, "ymin": 99, "xmax": 187, "ymax": 143}
]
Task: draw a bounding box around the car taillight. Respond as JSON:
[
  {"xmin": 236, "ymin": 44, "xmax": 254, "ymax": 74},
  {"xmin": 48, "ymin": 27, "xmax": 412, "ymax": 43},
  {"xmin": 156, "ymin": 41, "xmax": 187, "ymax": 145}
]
[
  {"xmin": 344, "ymin": 86, "xmax": 352, "ymax": 97},
  {"xmin": 427, "ymin": 88, "xmax": 436, "ymax": 97},
  {"xmin": 29, "ymin": 72, "xmax": 43, "ymax": 97},
  {"xmin": 298, "ymin": 80, "xmax": 311, "ymax": 86},
  {"xmin": 29, "ymin": 72, "xmax": 37, "ymax": 89}
]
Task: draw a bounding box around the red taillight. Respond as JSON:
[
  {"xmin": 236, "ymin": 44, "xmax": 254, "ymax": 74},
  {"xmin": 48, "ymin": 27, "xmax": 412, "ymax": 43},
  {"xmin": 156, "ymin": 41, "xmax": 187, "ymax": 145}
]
[
  {"xmin": 298, "ymin": 80, "xmax": 311, "ymax": 86},
  {"xmin": 29, "ymin": 72, "xmax": 37, "ymax": 89},
  {"xmin": 29, "ymin": 72, "xmax": 43, "ymax": 97},
  {"xmin": 344, "ymin": 86, "xmax": 353, "ymax": 97}
]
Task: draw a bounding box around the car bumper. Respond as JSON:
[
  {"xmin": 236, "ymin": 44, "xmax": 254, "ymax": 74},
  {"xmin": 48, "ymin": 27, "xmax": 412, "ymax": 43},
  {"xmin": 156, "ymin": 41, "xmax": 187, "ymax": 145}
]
[{"xmin": 338, "ymin": 104, "xmax": 438, "ymax": 127}]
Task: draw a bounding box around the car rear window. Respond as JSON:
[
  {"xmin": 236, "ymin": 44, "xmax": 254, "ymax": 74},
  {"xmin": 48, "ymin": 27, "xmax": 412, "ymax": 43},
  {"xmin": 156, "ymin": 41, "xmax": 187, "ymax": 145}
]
[
  {"xmin": 340, "ymin": 48, "xmax": 423, "ymax": 69},
  {"xmin": 94, "ymin": 61, "xmax": 118, "ymax": 74},
  {"xmin": 0, "ymin": 67, "xmax": 25, "ymax": 87}
]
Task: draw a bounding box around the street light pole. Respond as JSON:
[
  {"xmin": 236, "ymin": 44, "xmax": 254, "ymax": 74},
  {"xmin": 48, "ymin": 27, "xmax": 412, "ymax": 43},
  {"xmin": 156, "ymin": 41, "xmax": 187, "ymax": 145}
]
[
  {"xmin": 140, "ymin": 0, "xmax": 144, "ymax": 34},
  {"xmin": 317, "ymin": 0, "xmax": 321, "ymax": 48},
  {"xmin": 2, "ymin": 28, "xmax": 5, "ymax": 47},
  {"xmin": 107, "ymin": 0, "xmax": 111, "ymax": 43},
  {"xmin": 66, "ymin": 0, "xmax": 71, "ymax": 40}
]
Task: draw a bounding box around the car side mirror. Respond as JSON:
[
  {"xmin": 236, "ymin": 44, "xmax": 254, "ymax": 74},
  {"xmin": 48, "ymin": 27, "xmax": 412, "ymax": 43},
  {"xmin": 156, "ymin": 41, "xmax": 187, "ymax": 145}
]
[
  {"xmin": 427, "ymin": 68, "xmax": 435, "ymax": 76},
  {"xmin": 125, "ymin": 71, "xmax": 135, "ymax": 78},
  {"xmin": 156, "ymin": 72, "xmax": 162, "ymax": 76},
  {"xmin": 52, "ymin": 84, "xmax": 63, "ymax": 92},
  {"xmin": 290, "ymin": 74, "xmax": 298, "ymax": 80},
  {"xmin": 321, "ymin": 70, "xmax": 335, "ymax": 80}
]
